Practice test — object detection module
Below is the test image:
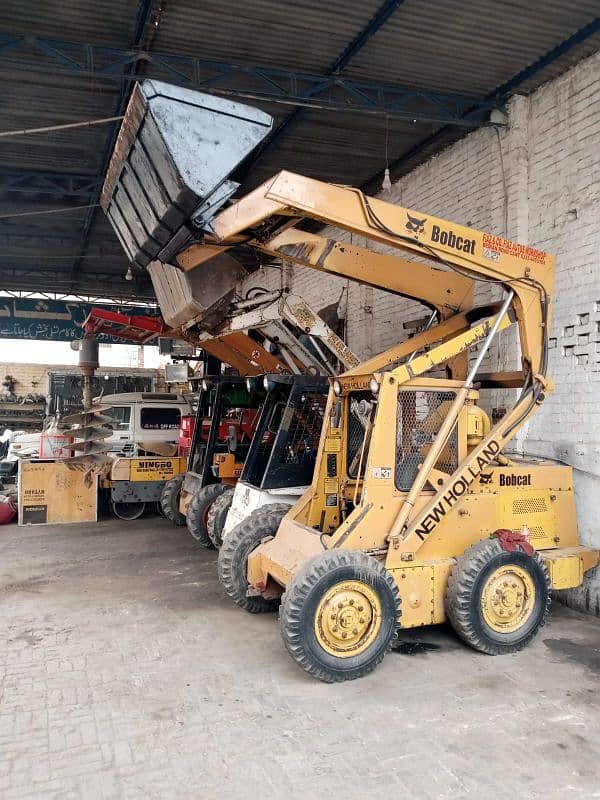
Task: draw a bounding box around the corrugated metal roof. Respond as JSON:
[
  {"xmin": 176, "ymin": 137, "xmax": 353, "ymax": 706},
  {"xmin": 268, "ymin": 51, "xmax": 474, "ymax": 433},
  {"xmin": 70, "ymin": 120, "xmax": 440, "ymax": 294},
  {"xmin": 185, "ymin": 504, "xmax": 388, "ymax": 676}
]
[
  {"xmin": 0, "ymin": 0, "xmax": 598, "ymax": 300},
  {"xmin": 343, "ymin": 0, "xmax": 600, "ymax": 94},
  {"xmin": 153, "ymin": 0, "xmax": 386, "ymax": 72},
  {"xmin": 0, "ymin": 0, "xmax": 139, "ymax": 47}
]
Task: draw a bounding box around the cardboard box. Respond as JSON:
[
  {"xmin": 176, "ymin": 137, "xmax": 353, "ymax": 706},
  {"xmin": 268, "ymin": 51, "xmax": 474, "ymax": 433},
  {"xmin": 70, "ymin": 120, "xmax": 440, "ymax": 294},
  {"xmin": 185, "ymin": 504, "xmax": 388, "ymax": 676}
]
[{"xmin": 18, "ymin": 460, "xmax": 97, "ymax": 525}]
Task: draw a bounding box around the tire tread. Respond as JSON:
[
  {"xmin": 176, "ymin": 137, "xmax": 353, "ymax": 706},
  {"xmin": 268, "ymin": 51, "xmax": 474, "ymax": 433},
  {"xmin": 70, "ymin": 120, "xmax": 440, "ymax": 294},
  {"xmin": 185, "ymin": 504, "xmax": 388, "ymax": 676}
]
[
  {"xmin": 206, "ymin": 488, "xmax": 235, "ymax": 548},
  {"xmin": 160, "ymin": 474, "xmax": 185, "ymax": 526},
  {"xmin": 279, "ymin": 550, "xmax": 401, "ymax": 683},
  {"xmin": 186, "ymin": 483, "xmax": 229, "ymax": 548},
  {"xmin": 445, "ymin": 537, "xmax": 551, "ymax": 655},
  {"xmin": 217, "ymin": 504, "xmax": 289, "ymax": 613}
]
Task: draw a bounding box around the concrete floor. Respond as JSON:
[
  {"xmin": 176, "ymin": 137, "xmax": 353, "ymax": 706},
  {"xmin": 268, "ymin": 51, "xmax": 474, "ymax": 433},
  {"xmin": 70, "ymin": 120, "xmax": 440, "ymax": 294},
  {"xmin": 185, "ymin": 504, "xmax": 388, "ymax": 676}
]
[{"xmin": 0, "ymin": 517, "xmax": 599, "ymax": 800}]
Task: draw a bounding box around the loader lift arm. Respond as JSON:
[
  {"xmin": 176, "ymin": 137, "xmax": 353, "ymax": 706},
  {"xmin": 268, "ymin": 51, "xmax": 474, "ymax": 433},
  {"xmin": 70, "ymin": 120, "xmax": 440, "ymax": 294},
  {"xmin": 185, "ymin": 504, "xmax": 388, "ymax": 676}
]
[
  {"xmin": 183, "ymin": 170, "xmax": 552, "ymax": 389},
  {"xmin": 208, "ymin": 291, "xmax": 360, "ymax": 374}
]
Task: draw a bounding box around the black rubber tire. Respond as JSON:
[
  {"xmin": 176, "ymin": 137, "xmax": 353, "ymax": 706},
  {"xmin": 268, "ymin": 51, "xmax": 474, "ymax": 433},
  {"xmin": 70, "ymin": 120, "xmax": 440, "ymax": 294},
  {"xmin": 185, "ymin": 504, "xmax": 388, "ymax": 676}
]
[
  {"xmin": 111, "ymin": 500, "xmax": 146, "ymax": 521},
  {"xmin": 279, "ymin": 550, "xmax": 401, "ymax": 683},
  {"xmin": 186, "ymin": 484, "xmax": 229, "ymax": 548},
  {"xmin": 206, "ymin": 487, "xmax": 235, "ymax": 549},
  {"xmin": 445, "ymin": 537, "xmax": 551, "ymax": 655},
  {"xmin": 160, "ymin": 474, "xmax": 185, "ymax": 527},
  {"xmin": 217, "ymin": 504, "xmax": 289, "ymax": 613}
]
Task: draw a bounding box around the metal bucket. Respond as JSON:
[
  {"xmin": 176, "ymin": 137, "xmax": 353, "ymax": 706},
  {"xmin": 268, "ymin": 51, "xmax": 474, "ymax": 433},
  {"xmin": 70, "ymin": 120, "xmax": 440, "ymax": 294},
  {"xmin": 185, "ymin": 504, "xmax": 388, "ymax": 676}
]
[
  {"xmin": 100, "ymin": 80, "xmax": 273, "ymax": 269},
  {"xmin": 147, "ymin": 257, "xmax": 247, "ymax": 332}
]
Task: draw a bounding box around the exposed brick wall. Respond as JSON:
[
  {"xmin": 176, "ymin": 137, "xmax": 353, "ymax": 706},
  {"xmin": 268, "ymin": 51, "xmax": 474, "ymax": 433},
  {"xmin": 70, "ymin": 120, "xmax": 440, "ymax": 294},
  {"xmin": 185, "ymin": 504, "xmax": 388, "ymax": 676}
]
[
  {"xmin": 237, "ymin": 50, "xmax": 600, "ymax": 613},
  {"xmin": 0, "ymin": 363, "xmax": 163, "ymax": 397}
]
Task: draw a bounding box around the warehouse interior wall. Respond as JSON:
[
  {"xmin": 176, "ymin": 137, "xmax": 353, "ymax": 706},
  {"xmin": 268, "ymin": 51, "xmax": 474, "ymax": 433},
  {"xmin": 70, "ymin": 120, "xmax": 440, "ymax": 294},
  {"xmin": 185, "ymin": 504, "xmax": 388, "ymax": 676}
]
[
  {"xmin": 0, "ymin": 363, "xmax": 164, "ymax": 398},
  {"xmin": 238, "ymin": 49, "xmax": 600, "ymax": 614}
]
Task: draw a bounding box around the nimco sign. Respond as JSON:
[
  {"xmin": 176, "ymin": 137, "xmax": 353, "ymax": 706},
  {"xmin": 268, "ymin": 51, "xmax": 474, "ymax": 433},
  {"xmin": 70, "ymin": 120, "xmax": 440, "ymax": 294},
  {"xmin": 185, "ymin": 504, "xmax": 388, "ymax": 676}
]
[{"xmin": 0, "ymin": 299, "xmax": 160, "ymax": 344}]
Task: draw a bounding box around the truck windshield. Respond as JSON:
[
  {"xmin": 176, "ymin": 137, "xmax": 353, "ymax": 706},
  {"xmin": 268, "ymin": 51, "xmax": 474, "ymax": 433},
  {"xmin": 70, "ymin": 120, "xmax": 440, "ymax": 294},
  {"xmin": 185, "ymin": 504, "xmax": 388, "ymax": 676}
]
[{"xmin": 104, "ymin": 406, "xmax": 131, "ymax": 431}]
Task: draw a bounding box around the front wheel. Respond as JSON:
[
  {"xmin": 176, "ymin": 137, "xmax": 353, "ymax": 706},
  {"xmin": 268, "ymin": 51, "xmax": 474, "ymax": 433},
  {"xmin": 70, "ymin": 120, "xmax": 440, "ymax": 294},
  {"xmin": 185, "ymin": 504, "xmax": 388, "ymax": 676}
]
[
  {"xmin": 279, "ymin": 550, "xmax": 401, "ymax": 683},
  {"xmin": 445, "ymin": 537, "xmax": 551, "ymax": 655},
  {"xmin": 186, "ymin": 483, "xmax": 229, "ymax": 548},
  {"xmin": 206, "ymin": 487, "xmax": 235, "ymax": 549},
  {"xmin": 217, "ymin": 505, "xmax": 288, "ymax": 613},
  {"xmin": 160, "ymin": 474, "xmax": 185, "ymax": 526},
  {"xmin": 111, "ymin": 500, "xmax": 145, "ymax": 520}
]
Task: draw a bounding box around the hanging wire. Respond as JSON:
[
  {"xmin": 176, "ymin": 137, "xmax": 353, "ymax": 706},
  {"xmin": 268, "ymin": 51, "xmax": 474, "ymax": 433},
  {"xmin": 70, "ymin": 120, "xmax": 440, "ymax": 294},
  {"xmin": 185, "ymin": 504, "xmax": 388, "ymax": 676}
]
[
  {"xmin": 0, "ymin": 116, "xmax": 124, "ymax": 138},
  {"xmin": 0, "ymin": 204, "xmax": 100, "ymax": 220}
]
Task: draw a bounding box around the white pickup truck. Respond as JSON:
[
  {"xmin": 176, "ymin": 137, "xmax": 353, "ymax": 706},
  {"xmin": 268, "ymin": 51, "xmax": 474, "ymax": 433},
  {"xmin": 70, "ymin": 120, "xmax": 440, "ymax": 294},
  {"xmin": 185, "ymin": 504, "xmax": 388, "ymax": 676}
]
[{"xmin": 0, "ymin": 392, "xmax": 191, "ymax": 484}]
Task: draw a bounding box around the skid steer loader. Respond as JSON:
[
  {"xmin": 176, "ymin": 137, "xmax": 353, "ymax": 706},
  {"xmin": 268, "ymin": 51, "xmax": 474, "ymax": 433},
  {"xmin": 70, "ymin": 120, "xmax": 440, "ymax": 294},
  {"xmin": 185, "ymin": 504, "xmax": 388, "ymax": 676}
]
[
  {"xmin": 207, "ymin": 373, "xmax": 329, "ymax": 551},
  {"xmin": 162, "ymin": 375, "xmax": 265, "ymax": 546},
  {"xmin": 101, "ymin": 81, "xmax": 598, "ymax": 683}
]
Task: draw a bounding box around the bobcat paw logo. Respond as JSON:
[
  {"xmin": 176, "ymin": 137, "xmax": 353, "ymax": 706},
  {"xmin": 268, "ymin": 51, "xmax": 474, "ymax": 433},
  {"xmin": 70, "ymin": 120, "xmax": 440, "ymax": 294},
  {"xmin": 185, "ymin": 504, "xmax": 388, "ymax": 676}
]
[
  {"xmin": 479, "ymin": 472, "xmax": 493, "ymax": 485},
  {"xmin": 405, "ymin": 213, "xmax": 427, "ymax": 237}
]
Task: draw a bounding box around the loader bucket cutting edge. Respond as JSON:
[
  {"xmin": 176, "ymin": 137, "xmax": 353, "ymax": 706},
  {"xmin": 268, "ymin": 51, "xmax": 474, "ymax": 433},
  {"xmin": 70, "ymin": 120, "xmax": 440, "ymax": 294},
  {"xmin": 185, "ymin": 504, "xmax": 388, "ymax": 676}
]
[{"xmin": 101, "ymin": 79, "xmax": 273, "ymax": 269}]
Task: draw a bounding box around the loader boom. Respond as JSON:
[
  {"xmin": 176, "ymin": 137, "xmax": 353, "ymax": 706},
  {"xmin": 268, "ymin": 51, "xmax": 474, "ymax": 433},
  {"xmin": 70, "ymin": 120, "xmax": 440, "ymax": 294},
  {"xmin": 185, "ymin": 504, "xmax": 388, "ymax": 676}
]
[{"xmin": 197, "ymin": 170, "xmax": 552, "ymax": 383}]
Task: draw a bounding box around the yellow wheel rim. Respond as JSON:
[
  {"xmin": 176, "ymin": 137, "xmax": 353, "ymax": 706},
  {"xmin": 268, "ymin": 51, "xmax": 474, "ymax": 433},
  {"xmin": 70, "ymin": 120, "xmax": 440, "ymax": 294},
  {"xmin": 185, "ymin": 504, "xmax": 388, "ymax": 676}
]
[
  {"xmin": 481, "ymin": 565, "xmax": 536, "ymax": 634},
  {"xmin": 314, "ymin": 580, "xmax": 382, "ymax": 658}
]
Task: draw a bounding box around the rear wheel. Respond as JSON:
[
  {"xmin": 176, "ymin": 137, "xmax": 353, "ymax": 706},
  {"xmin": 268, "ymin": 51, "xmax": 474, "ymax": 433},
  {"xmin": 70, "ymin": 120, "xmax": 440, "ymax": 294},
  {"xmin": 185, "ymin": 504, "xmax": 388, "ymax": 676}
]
[
  {"xmin": 111, "ymin": 500, "xmax": 145, "ymax": 521},
  {"xmin": 279, "ymin": 550, "xmax": 400, "ymax": 683},
  {"xmin": 218, "ymin": 504, "xmax": 288, "ymax": 613},
  {"xmin": 445, "ymin": 537, "xmax": 551, "ymax": 655},
  {"xmin": 186, "ymin": 484, "xmax": 229, "ymax": 548},
  {"xmin": 160, "ymin": 474, "xmax": 185, "ymax": 526},
  {"xmin": 206, "ymin": 488, "xmax": 235, "ymax": 549}
]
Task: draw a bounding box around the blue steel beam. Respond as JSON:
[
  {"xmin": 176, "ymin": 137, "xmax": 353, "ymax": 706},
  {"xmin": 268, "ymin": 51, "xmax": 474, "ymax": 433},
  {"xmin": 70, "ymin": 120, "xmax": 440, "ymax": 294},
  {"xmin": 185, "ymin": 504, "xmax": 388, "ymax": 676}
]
[
  {"xmin": 0, "ymin": 169, "xmax": 102, "ymax": 198},
  {"xmin": 0, "ymin": 31, "xmax": 504, "ymax": 125},
  {"xmin": 236, "ymin": 0, "xmax": 408, "ymax": 177},
  {"xmin": 331, "ymin": 0, "xmax": 408, "ymax": 74},
  {"xmin": 0, "ymin": 267, "xmax": 154, "ymax": 299},
  {"xmin": 489, "ymin": 16, "xmax": 600, "ymax": 100},
  {"xmin": 363, "ymin": 16, "xmax": 600, "ymax": 191}
]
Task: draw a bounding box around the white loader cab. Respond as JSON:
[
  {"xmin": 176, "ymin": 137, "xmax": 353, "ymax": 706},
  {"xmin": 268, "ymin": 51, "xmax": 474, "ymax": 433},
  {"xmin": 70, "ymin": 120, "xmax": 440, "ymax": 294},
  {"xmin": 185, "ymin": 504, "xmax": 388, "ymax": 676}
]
[{"xmin": 207, "ymin": 374, "xmax": 329, "ymax": 547}]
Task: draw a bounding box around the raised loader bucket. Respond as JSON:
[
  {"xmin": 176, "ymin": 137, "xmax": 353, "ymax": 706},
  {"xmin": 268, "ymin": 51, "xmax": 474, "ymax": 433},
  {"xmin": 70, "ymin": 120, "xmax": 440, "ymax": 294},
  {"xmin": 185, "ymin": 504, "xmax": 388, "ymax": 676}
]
[{"xmin": 100, "ymin": 79, "xmax": 273, "ymax": 269}]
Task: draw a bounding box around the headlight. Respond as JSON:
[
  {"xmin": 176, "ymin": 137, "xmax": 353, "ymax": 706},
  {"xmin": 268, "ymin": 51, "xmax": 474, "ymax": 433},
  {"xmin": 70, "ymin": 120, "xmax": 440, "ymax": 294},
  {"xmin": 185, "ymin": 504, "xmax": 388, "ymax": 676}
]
[
  {"xmin": 333, "ymin": 380, "xmax": 342, "ymax": 396},
  {"xmin": 201, "ymin": 379, "xmax": 209, "ymax": 392},
  {"xmin": 263, "ymin": 376, "xmax": 277, "ymax": 392},
  {"xmin": 246, "ymin": 378, "xmax": 253, "ymax": 393},
  {"xmin": 369, "ymin": 377, "xmax": 380, "ymax": 395}
]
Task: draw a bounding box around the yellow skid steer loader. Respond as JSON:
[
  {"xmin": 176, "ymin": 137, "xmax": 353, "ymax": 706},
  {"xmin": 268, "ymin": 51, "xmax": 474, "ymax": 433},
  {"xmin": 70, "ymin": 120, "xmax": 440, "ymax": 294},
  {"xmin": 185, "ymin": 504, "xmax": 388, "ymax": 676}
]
[{"xmin": 100, "ymin": 81, "xmax": 598, "ymax": 682}]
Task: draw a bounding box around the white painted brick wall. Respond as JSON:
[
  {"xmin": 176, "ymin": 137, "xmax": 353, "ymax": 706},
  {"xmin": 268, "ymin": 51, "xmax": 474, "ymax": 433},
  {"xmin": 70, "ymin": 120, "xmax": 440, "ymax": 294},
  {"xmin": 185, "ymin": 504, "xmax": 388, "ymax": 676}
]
[{"xmin": 236, "ymin": 50, "xmax": 600, "ymax": 613}]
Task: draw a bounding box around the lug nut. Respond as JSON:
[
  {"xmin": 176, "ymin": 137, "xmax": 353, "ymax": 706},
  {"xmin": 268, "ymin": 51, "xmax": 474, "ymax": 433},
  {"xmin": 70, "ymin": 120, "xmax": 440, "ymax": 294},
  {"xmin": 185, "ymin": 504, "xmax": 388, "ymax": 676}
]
[
  {"xmin": 357, "ymin": 606, "xmax": 364, "ymax": 612},
  {"xmin": 353, "ymin": 628, "xmax": 358, "ymax": 635},
  {"xmin": 349, "ymin": 599, "xmax": 355, "ymax": 605},
  {"xmin": 359, "ymin": 617, "xmax": 365, "ymax": 623},
  {"xmin": 331, "ymin": 614, "xmax": 336, "ymax": 620},
  {"xmin": 341, "ymin": 632, "xmax": 347, "ymax": 639}
]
